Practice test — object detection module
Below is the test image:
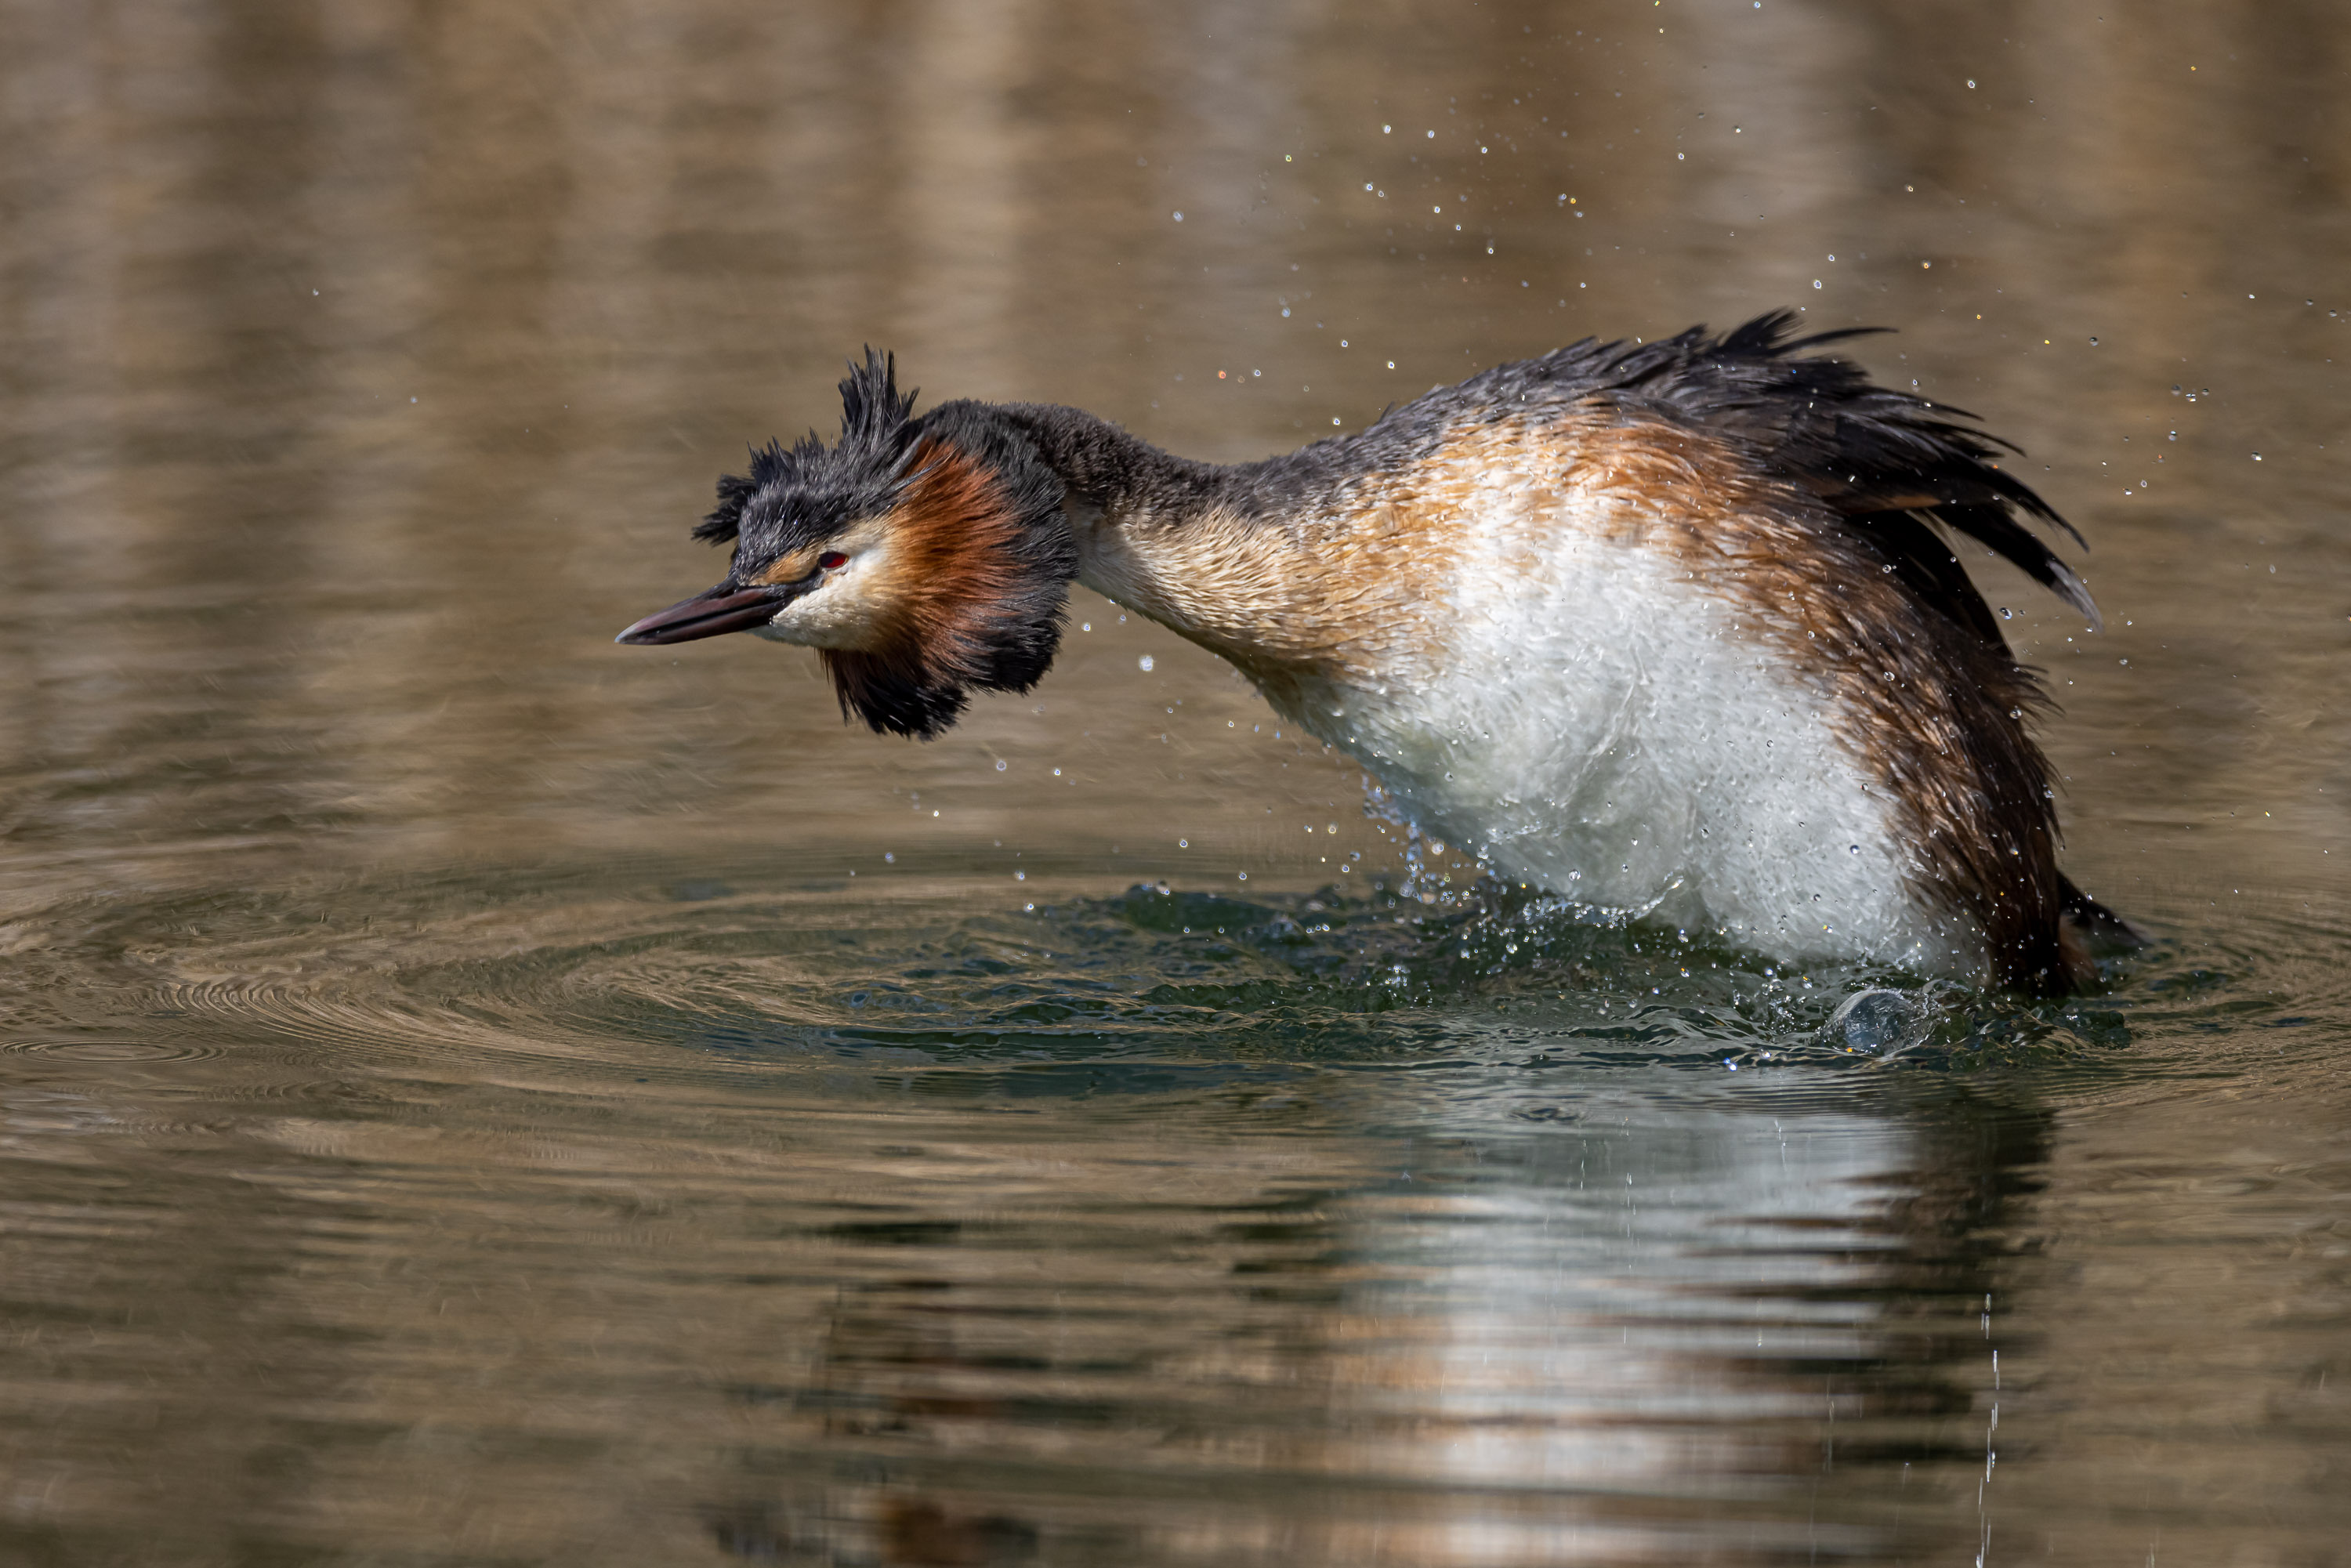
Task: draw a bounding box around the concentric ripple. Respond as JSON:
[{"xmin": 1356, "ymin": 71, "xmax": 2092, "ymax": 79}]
[{"xmin": 7, "ymin": 862, "xmax": 2340, "ymax": 1117}]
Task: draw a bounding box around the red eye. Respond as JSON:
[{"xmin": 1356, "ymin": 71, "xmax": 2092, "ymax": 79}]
[{"xmin": 818, "ymin": 551, "xmax": 848, "ymax": 570}]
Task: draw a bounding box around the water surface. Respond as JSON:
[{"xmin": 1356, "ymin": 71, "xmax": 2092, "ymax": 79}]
[{"xmin": 3, "ymin": 2, "xmax": 2348, "ymax": 1563}]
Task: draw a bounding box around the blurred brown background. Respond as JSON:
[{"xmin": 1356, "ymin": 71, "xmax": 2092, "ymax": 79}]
[
  {"xmin": 2, "ymin": 5, "xmax": 2348, "ymax": 1565},
  {"xmin": 4, "ymin": 0, "xmax": 2346, "ymax": 906}
]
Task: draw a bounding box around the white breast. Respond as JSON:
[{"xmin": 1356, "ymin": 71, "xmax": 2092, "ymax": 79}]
[{"xmin": 1264, "ymin": 516, "xmax": 1982, "ymax": 980}]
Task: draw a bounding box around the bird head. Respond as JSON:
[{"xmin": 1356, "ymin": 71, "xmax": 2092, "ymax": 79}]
[{"xmin": 617, "ymin": 353, "xmax": 1076, "ymax": 738}]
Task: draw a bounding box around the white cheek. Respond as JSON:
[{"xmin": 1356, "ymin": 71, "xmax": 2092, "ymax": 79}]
[{"xmin": 750, "ymin": 549, "xmax": 892, "ymax": 650}]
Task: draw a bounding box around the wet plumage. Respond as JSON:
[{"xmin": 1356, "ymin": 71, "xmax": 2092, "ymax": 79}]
[{"xmin": 618, "ymin": 314, "xmax": 2135, "ymax": 993}]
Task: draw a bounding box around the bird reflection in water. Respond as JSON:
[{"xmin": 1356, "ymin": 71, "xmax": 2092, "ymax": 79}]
[{"xmin": 695, "ymin": 1092, "xmax": 2052, "ymax": 1566}]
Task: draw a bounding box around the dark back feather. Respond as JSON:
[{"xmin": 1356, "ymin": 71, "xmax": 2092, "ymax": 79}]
[{"xmin": 1564, "ymin": 310, "xmax": 2096, "ymax": 634}]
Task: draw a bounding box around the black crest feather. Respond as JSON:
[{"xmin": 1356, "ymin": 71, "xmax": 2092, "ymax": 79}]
[{"xmin": 693, "ymin": 350, "xmax": 924, "ymax": 545}]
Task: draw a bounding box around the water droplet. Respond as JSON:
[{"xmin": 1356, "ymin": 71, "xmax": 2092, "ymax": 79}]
[
  {"xmin": 995, "ymin": 759, "xmax": 1008, "ymax": 771},
  {"xmin": 1138, "ymin": 654, "xmax": 1154, "ymax": 672}
]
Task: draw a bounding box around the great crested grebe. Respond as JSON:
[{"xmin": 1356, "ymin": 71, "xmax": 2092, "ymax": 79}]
[{"xmin": 619, "ymin": 313, "xmax": 2135, "ymax": 993}]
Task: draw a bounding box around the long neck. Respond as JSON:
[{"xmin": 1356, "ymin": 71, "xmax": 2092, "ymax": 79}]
[
  {"xmin": 936, "ymin": 400, "xmax": 1383, "ymax": 704},
  {"xmin": 979, "ymin": 403, "xmax": 1302, "ymax": 664},
  {"xmin": 991, "ymin": 402, "xmax": 1232, "ymax": 520}
]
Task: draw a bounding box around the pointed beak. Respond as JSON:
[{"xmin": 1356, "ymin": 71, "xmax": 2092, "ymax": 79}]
[{"xmin": 614, "ymin": 581, "xmax": 785, "ymax": 646}]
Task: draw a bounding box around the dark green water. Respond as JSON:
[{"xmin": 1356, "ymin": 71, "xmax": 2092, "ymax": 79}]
[{"xmin": 4, "ymin": 2, "xmax": 2349, "ymax": 1563}]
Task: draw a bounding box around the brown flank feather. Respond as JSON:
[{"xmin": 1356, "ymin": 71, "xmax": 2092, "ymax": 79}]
[{"xmin": 1557, "ymin": 411, "xmax": 2077, "ymax": 992}]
